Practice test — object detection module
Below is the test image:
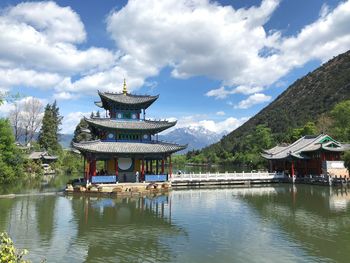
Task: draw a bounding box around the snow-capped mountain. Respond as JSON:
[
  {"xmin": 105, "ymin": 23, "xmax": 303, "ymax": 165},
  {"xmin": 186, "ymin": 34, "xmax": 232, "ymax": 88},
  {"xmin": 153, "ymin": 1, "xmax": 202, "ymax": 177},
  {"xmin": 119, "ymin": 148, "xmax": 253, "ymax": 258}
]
[{"xmin": 158, "ymin": 126, "xmax": 226, "ymax": 152}]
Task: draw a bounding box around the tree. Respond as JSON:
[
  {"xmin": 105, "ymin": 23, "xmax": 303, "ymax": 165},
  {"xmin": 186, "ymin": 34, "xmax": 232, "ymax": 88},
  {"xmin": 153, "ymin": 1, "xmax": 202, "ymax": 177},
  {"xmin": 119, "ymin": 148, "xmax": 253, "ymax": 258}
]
[
  {"xmin": 331, "ymin": 100, "xmax": 350, "ymax": 142},
  {"xmin": 22, "ymin": 98, "xmax": 43, "ymax": 144},
  {"xmin": 9, "ymin": 103, "xmax": 23, "ymax": 141},
  {"xmin": 342, "ymin": 151, "xmax": 350, "ymax": 172},
  {"xmin": 0, "ymin": 119, "xmax": 23, "ymax": 184},
  {"xmin": 38, "ymin": 102, "xmax": 63, "ymax": 153},
  {"xmin": 72, "ymin": 118, "xmax": 92, "ymax": 144}
]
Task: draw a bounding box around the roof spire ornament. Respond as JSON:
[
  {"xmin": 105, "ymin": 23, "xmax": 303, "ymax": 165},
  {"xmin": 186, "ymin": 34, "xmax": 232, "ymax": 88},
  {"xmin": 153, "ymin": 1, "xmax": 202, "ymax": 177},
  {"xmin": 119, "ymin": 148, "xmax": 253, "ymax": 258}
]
[{"xmin": 123, "ymin": 79, "xmax": 127, "ymax": 95}]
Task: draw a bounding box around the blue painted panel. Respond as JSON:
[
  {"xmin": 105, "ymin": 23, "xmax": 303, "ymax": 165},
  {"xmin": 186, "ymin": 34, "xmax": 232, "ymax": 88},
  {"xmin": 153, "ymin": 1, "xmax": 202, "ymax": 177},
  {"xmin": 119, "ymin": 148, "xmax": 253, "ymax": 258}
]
[
  {"xmin": 145, "ymin": 174, "xmax": 168, "ymax": 182},
  {"xmin": 91, "ymin": 175, "xmax": 117, "ymax": 184}
]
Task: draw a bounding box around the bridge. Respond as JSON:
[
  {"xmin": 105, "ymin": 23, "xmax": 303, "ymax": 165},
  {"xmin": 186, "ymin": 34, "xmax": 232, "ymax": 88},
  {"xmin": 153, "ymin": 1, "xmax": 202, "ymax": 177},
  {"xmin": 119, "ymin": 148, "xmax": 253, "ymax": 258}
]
[{"xmin": 170, "ymin": 171, "xmax": 286, "ymax": 187}]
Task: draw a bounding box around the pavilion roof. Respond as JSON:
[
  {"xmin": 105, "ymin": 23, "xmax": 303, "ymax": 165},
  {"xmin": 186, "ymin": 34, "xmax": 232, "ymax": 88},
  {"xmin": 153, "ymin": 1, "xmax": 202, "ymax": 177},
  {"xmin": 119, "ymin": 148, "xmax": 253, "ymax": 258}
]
[
  {"xmin": 97, "ymin": 91, "xmax": 159, "ymax": 110},
  {"xmin": 85, "ymin": 117, "xmax": 176, "ymax": 133},
  {"xmin": 72, "ymin": 140, "xmax": 187, "ymax": 155},
  {"xmin": 261, "ymin": 134, "xmax": 350, "ymax": 160}
]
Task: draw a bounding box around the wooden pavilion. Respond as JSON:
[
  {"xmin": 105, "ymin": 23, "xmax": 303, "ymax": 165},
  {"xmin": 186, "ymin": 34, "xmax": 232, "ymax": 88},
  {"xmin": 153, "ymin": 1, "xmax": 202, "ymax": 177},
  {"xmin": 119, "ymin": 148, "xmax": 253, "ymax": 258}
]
[
  {"xmin": 261, "ymin": 134, "xmax": 350, "ymax": 178},
  {"xmin": 73, "ymin": 81, "xmax": 186, "ymax": 184}
]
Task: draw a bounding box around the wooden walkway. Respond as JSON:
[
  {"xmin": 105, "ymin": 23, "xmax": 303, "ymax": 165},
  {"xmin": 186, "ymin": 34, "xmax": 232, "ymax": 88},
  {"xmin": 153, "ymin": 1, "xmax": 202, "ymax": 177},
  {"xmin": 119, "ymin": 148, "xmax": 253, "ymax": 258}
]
[{"xmin": 170, "ymin": 171, "xmax": 286, "ymax": 187}]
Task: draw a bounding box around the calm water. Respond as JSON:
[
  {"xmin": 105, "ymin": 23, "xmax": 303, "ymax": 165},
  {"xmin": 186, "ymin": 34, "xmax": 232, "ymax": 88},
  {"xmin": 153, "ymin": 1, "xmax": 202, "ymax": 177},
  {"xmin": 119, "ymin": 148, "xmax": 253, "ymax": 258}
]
[{"xmin": 1, "ymin": 184, "xmax": 350, "ymax": 262}]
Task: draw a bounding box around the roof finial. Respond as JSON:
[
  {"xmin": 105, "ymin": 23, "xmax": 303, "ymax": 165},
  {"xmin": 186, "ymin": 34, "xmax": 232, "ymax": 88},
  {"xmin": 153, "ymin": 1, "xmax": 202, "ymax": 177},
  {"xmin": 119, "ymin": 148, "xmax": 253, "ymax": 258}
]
[{"xmin": 123, "ymin": 78, "xmax": 127, "ymax": 95}]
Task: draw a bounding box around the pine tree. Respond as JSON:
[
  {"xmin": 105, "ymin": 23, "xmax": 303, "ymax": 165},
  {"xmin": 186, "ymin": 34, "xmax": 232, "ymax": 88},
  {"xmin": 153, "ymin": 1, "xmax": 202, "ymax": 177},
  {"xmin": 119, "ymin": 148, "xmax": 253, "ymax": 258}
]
[
  {"xmin": 72, "ymin": 118, "xmax": 92, "ymax": 144},
  {"xmin": 38, "ymin": 102, "xmax": 63, "ymax": 153}
]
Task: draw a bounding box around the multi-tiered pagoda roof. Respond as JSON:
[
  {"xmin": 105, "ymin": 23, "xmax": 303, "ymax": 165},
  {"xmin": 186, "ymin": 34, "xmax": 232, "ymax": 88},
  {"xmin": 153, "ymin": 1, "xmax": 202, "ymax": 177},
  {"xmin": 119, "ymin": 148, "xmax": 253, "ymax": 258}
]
[{"xmin": 73, "ymin": 80, "xmax": 186, "ymax": 157}]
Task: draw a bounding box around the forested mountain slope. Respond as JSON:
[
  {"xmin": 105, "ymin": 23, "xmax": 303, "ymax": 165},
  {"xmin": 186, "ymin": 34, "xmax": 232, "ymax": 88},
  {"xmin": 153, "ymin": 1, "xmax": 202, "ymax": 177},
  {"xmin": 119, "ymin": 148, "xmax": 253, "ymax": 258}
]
[{"xmin": 204, "ymin": 50, "xmax": 350, "ymax": 155}]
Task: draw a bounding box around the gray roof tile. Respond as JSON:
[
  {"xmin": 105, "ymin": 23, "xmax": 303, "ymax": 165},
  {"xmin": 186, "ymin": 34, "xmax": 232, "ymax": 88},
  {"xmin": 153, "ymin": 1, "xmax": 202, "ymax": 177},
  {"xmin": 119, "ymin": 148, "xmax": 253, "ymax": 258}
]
[
  {"xmin": 86, "ymin": 117, "xmax": 176, "ymax": 133},
  {"xmin": 73, "ymin": 140, "xmax": 187, "ymax": 154}
]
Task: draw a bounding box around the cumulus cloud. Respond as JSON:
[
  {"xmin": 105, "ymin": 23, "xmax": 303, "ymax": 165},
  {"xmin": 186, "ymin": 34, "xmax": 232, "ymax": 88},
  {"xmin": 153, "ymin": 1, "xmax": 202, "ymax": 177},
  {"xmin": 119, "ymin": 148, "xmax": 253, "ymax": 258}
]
[
  {"xmin": 165, "ymin": 114, "xmax": 249, "ymax": 134},
  {"xmin": 106, "ymin": 0, "xmax": 350, "ymax": 101},
  {"xmin": 235, "ymin": 93, "xmax": 271, "ymax": 109},
  {"xmin": 1, "ymin": 0, "xmax": 350, "ymax": 110},
  {"xmin": 61, "ymin": 111, "xmax": 90, "ymax": 134},
  {"xmin": 0, "ymin": 1, "xmax": 115, "ymax": 93}
]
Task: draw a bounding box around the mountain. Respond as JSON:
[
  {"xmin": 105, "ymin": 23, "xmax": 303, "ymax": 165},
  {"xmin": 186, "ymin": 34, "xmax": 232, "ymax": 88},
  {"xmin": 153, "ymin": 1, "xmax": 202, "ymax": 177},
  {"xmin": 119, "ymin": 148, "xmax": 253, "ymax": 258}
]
[
  {"xmin": 203, "ymin": 49, "xmax": 350, "ymax": 155},
  {"xmin": 59, "ymin": 134, "xmax": 74, "ymax": 148},
  {"xmin": 159, "ymin": 127, "xmax": 225, "ymax": 152}
]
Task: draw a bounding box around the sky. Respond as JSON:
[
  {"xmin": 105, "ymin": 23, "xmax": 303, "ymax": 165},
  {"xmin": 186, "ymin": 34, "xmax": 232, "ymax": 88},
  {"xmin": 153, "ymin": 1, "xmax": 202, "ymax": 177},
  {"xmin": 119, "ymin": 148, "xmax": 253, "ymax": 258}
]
[{"xmin": 0, "ymin": 0, "xmax": 349, "ymax": 134}]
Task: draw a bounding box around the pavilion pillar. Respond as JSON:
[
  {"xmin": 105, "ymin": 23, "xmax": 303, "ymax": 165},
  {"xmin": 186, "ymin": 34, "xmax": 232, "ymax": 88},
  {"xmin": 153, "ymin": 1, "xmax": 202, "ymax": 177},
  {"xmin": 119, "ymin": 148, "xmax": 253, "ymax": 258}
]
[
  {"xmin": 161, "ymin": 158, "xmax": 165, "ymax": 174},
  {"xmin": 86, "ymin": 158, "xmax": 90, "ymax": 181},
  {"xmin": 92, "ymin": 159, "xmax": 97, "ymax": 177},
  {"xmin": 146, "ymin": 160, "xmax": 149, "ymax": 173},
  {"xmin": 291, "ymin": 160, "xmax": 295, "ymax": 177},
  {"xmin": 156, "ymin": 159, "xmax": 159, "ymax": 175},
  {"xmin": 169, "ymin": 155, "xmax": 172, "ymax": 178},
  {"xmin": 115, "ymin": 157, "xmax": 118, "ymax": 178},
  {"xmin": 150, "ymin": 160, "xmax": 153, "ymax": 173},
  {"xmin": 141, "ymin": 159, "xmax": 145, "ymax": 180},
  {"xmin": 83, "ymin": 156, "xmax": 86, "ymax": 180}
]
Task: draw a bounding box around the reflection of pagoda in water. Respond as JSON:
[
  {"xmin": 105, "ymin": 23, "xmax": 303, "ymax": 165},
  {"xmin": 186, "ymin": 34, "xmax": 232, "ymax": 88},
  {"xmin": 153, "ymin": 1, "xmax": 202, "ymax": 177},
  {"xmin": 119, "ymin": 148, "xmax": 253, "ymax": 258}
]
[
  {"xmin": 69, "ymin": 194, "xmax": 184, "ymax": 262},
  {"xmin": 73, "ymin": 80, "xmax": 186, "ymax": 184}
]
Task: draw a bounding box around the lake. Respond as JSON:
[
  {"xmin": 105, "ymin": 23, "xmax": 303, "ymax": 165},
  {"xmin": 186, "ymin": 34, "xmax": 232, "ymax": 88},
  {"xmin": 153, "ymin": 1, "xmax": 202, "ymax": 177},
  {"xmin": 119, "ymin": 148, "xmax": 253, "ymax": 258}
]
[{"xmin": 1, "ymin": 177, "xmax": 350, "ymax": 262}]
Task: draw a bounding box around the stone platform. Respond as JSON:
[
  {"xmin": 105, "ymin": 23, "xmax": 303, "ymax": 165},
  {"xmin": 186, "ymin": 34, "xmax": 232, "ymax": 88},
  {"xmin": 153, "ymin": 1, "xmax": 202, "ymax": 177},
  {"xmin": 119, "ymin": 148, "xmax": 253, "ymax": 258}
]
[{"xmin": 65, "ymin": 182, "xmax": 171, "ymax": 196}]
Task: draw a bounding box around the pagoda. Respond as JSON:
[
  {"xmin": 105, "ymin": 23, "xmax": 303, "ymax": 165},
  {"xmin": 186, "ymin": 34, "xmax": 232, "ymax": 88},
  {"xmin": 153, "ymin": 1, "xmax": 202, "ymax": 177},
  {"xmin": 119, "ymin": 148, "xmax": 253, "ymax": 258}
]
[{"xmin": 73, "ymin": 80, "xmax": 186, "ymax": 184}]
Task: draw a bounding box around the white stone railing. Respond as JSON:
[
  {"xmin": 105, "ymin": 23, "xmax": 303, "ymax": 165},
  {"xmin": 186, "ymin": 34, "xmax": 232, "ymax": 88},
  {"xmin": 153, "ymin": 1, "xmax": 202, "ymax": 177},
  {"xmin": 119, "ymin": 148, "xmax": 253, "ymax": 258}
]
[{"xmin": 170, "ymin": 171, "xmax": 285, "ymax": 182}]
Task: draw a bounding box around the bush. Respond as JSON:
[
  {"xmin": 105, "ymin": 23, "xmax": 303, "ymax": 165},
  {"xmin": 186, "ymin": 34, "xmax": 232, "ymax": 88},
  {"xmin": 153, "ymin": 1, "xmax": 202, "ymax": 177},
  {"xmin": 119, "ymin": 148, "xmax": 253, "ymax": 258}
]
[{"xmin": 0, "ymin": 232, "xmax": 29, "ymax": 263}]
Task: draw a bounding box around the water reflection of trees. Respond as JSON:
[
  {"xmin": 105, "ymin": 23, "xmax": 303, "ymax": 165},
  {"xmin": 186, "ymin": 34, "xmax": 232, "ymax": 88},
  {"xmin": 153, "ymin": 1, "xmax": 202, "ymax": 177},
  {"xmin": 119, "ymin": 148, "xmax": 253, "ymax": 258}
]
[
  {"xmin": 69, "ymin": 194, "xmax": 185, "ymax": 263},
  {"xmin": 240, "ymin": 185, "xmax": 350, "ymax": 262}
]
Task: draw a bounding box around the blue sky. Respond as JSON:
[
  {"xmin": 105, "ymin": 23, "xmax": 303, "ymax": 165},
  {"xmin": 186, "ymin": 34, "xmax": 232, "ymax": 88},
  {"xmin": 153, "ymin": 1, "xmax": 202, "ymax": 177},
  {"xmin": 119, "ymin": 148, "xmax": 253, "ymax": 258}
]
[{"xmin": 0, "ymin": 0, "xmax": 349, "ymax": 134}]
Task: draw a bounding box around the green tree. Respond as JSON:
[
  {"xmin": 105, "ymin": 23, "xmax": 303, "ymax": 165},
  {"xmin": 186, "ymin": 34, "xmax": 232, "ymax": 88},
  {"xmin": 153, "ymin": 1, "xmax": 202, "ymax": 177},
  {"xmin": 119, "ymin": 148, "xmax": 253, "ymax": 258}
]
[
  {"xmin": 72, "ymin": 118, "xmax": 92, "ymax": 144},
  {"xmin": 38, "ymin": 102, "xmax": 63, "ymax": 153},
  {"xmin": 331, "ymin": 100, "xmax": 350, "ymax": 142},
  {"xmin": 0, "ymin": 119, "xmax": 23, "ymax": 184},
  {"xmin": 343, "ymin": 151, "xmax": 350, "ymax": 172}
]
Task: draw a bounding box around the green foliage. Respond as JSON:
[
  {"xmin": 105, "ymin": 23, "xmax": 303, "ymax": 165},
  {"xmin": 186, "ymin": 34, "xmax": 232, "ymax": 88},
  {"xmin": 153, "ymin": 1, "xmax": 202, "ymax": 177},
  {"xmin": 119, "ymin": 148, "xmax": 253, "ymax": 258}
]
[
  {"xmin": 286, "ymin": 121, "xmax": 318, "ymax": 142},
  {"xmin": 56, "ymin": 150, "xmax": 83, "ymax": 175},
  {"xmin": 342, "ymin": 151, "xmax": 350, "ymax": 172},
  {"xmin": 330, "ymin": 100, "xmax": 350, "ymax": 142},
  {"xmin": 72, "ymin": 118, "xmax": 92, "ymax": 144},
  {"xmin": 0, "ymin": 119, "xmax": 24, "ymax": 184},
  {"xmin": 38, "ymin": 101, "xmax": 63, "ymax": 153},
  {"xmin": 0, "ymin": 232, "xmax": 29, "ymax": 263}
]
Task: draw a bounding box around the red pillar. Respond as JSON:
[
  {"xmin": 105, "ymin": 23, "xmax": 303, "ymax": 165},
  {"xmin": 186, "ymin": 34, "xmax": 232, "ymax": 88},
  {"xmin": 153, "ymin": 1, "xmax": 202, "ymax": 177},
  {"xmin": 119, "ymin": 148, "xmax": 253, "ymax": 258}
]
[
  {"xmin": 291, "ymin": 160, "xmax": 295, "ymax": 177},
  {"xmin": 92, "ymin": 159, "xmax": 97, "ymax": 176},
  {"xmin": 146, "ymin": 160, "xmax": 149, "ymax": 173},
  {"xmin": 161, "ymin": 158, "xmax": 165, "ymax": 174},
  {"xmin": 86, "ymin": 159, "xmax": 90, "ymax": 181},
  {"xmin": 115, "ymin": 158, "xmax": 118, "ymax": 177},
  {"xmin": 141, "ymin": 159, "xmax": 145, "ymax": 180},
  {"xmin": 150, "ymin": 160, "xmax": 153, "ymax": 173}
]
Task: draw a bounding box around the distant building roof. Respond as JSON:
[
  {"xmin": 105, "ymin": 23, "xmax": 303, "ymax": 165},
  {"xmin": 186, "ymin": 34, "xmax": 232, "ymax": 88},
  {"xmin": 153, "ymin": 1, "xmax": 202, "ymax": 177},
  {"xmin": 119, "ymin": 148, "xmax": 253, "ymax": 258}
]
[
  {"xmin": 85, "ymin": 117, "xmax": 176, "ymax": 133},
  {"xmin": 28, "ymin": 151, "xmax": 58, "ymax": 160},
  {"xmin": 97, "ymin": 91, "xmax": 159, "ymax": 110},
  {"xmin": 72, "ymin": 140, "xmax": 187, "ymax": 155},
  {"xmin": 262, "ymin": 134, "xmax": 350, "ymax": 160}
]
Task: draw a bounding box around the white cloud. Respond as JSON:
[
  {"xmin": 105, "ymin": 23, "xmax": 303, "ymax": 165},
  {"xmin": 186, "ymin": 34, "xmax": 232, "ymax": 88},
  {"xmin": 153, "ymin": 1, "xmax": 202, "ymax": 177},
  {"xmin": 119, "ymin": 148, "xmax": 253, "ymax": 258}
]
[
  {"xmin": 106, "ymin": 0, "xmax": 350, "ymax": 100},
  {"xmin": 61, "ymin": 111, "xmax": 90, "ymax": 134},
  {"xmin": 0, "ymin": 1, "xmax": 115, "ymax": 93},
  {"xmin": 206, "ymin": 85, "xmax": 264, "ymax": 99},
  {"xmin": 235, "ymin": 93, "xmax": 272, "ymax": 109},
  {"xmin": 216, "ymin": 111, "xmax": 225, "ymax": 116},
  {"xmin": 52, "ymin": 91, "xmax": 79, "ymax": 101},
  {"xmin": 0, "ymin": 96, "xmax": 47, "ymax": 117},
  {"xmin": 165, "ymin": 114, "xmax": 249, "ymax": 134}
]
